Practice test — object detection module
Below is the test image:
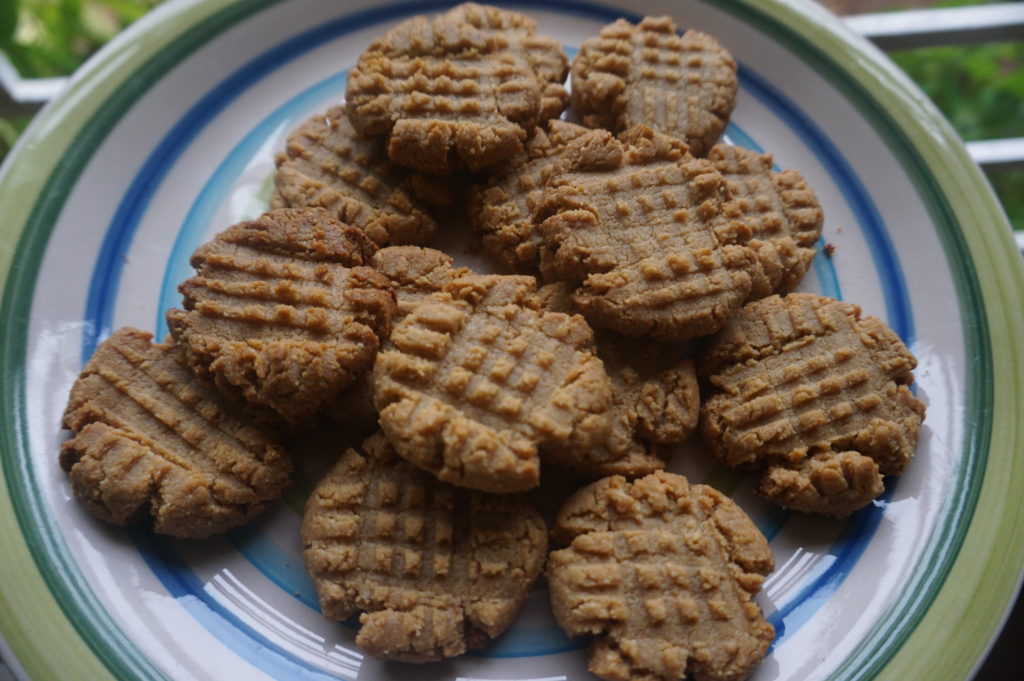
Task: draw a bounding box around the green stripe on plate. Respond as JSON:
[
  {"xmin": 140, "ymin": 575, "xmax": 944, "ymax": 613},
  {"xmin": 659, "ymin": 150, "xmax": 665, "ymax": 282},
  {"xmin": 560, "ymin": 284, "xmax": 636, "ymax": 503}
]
[
  {"xmin": 0, "ymin": 0, "xmax": 275, "ymax": 678},
  {"xmin": 0, "ymin": 477, "xmax": 115, "ymax": 681}
]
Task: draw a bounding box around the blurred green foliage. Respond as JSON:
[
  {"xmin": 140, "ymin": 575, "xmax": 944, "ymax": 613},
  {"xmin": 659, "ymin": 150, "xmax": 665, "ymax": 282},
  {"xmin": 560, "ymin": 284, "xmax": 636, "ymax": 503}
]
[
  {"xmin": 890, "ymin": 1, "xmax": 1024, "ymax": 230},
  {"xmin": 0, "ymin": 0, "xmax": 1020, "ymax": 230},
  {"xmin": 1, "ymin": 0, "xmax": 160, "ymax": 77}
]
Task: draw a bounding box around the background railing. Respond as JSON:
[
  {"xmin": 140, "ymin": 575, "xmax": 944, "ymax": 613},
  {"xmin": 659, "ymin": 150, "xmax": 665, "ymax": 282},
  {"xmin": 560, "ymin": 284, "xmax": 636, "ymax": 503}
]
[{"xmin": 846, "ymin": 2, "xmax": 1024, "ymax": 253}]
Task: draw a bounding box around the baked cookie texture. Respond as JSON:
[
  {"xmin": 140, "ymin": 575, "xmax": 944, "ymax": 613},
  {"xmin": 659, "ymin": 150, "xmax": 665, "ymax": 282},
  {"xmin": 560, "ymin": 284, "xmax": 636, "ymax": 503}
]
[
  {"xmin": 323, "ymin": 246, "xmax": 469, "ymax": 428},
  {"xmin": 166, "ymin": 208, "xmax": 395, "ymax": 426},
  {"xmin": 469, "ymin": 120, "xmax": 590, "ymax": 271},
  {"xmin": 535, "ymin": 126, "xmax": 756, "ymax": 341},
  {"xmin": 535, "ymin": 283, "xmax": 699, "ymax": 478},
  {"xmin": 345, "ymin": 3, "xmax": 568, "ymax": 173},
  {"xmin": 708, "ymin": 144, "xmax": 823, "ymax": 299},
  {"xmin": 571, "ymin": 16, "xmax": 737, "ymax": 156},
  {"xmin": 700, "ymin": 293, "xmax": 926, "ymax": 517},
  {"xmin": 548, "ymin": 472, "xmax": 774, "ymax": 681},
  {"xmin": 446, "ymin": 2, "xmax": 569, "ymax": 121},
  {"xmin": 302, "ymin": 433, "xmax": 547, "ymax": 661},
  {"xmin": 271, "ymin": 105, "xmax": 453, "ymax": 246},
  {"xmin": 61, "ymin": 328, "xmax": 292, "ymax": 538},
  {"xmin": 372, "ymin": 245, "xmax": 472, "ymax": 319},
  {"xmin": 373, "ymin": 273, "xmax": 614, "ymax": 493}
]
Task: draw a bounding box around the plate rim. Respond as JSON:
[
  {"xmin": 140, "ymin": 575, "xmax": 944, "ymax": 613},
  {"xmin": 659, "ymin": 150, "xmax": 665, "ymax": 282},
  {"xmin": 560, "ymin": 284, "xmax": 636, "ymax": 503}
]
[{"xmin": 0, "ymin": 1, "xmax": 1021, "ymax": 680}]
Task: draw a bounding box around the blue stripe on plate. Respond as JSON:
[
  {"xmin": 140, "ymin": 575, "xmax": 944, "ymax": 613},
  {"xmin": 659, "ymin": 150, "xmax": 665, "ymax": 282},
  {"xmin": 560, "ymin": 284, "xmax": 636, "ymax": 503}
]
[
  {"xmin": 80, "ymin": 0, "xmax": 913, "ymax": 673},
  {"xmin": 130, "ymin": 527, "xmax": 346, "ymax": 681}
]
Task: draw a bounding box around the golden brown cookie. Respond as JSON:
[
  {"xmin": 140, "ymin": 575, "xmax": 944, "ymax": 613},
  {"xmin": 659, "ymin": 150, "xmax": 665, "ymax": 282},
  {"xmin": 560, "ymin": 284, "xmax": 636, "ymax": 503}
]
[
  {"xmin": 708, "ymin": 144, "xmax": 823, "ymax": 299},
  {"xmin": 535, "ymin": 126, "xmax": 756, "ymax": 341},
  {"xmin": 271, "ymin": 105, "xmax": 453, "ymax": 246},
  {"xmin": 301, "ymin": 432, "xmax": 547, "ymax": 661},
  {"xmin": 535, "ymin": 283, "xmax": 699, "ymax": 478},
  {"xmin": 547, "ymin": 472, "xmax": 774, "ymax": 681},
  {"xmin": 166, "ymin": 208, "xmax": 396, "ymax": 425},
  {"xmin": 700, "ymin": 293, "xmax": 926, "ymax": 517},
  {"xmin": 468, "ymin": 120, "xmax": 590, "ymax": 271},
  {"xmin": 571, "ymin": 16, "xmax": 737, "ymax": 156},
  {"xmin": 60, "ymin": 328, "xmax": 291, "ymax": 538},
  {"xmin": 346, "ymin": 3, "xmax": 568, "ymax": 173},
  {"xmin": 373, "ymin": 273, "xmax": 614, "ymax": 493}
]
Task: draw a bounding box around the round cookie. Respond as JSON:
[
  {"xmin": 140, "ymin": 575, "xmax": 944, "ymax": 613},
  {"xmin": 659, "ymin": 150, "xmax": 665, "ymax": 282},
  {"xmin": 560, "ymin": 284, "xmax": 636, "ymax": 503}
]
[
  {"xmin": 373, "ymin": 273, "xmax": 614, "ymax": 493},
  {"xmin": 547, "ymin": 472, "xmax": 774, "ymax": 681},
  {"xmin": 707, "ymin": 144, "xmax": 824, "ymax": 300},
  {"xmin": 571, "ymin": 16, "xmax": 737, "ymax": 156},
  {"xmin": 61, "ymin": 328, "xmax": 292, "ymax": 538},
  {"xmin": 535, "ymin": 126, "xmax": 757, "ymax": 341},
  {"xmin": 167, "ymin": 208, "xmax": 396, "ymax": 425},
  {"xmin": 699, "ymin": 293, "xmax": 926, "ymax": 517},
  {"xmin": 468, "ymin": 120, "xmax": 590, "ymax": 272},
  {"xmin": 271, "ymin": 105, "xmax": 453, "ymax": 246},
  {"xmin": 345, "ymin": 3, "xmax": 568, "ymax": 173},
  {"xmin": 301, "ymin": 432, "xmax": 547, "ymax": 662}
]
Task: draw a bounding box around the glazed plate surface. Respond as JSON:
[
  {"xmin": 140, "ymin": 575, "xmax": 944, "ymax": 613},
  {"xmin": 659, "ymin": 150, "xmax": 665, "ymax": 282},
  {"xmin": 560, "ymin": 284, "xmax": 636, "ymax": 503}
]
[{"xmin": 1, "ymin": 1, "xmax": 1022, "ymax": 680}]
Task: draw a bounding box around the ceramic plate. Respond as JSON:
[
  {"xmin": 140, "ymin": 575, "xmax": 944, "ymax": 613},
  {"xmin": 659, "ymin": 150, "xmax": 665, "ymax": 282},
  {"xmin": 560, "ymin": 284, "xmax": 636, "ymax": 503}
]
[{"xmin": 1, "ymin": 1, "xmax": 1022, "ymax": 679}]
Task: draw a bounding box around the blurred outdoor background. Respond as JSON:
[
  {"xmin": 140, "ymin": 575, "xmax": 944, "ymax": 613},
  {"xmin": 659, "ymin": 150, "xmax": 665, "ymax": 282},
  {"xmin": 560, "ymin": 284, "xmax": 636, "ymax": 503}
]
[{"xmin": 1, "ymin": 0, "xmax": 1021, "ymax": 234}]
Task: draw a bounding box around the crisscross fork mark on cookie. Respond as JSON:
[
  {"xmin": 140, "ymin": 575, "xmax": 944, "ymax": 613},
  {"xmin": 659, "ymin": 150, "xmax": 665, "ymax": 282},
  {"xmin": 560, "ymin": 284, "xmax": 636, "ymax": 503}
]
[
  {"xmin": 346, "ymin": 5, "xmax": 560, "ymax": 173},
  {"xmin": 548, "ymin": 473, "xmax": 774, "ymax": 681},
  {"xmin": 536, "ymin": 127, "xmax": 755, "ymax": 341},
  {"xmin": 445, "ymin": 2, "xmax": 569, "ymax": 121},
  {"xmin": 469, "ymin": 120, "xmax": 590, "ymax": 271},
  {"xmin": 571, "ymin": 16, "xmax": 737, "ymax": 156},
  {"xmin": 167, "ymin": 208, "xmax": 395, "ymax": 425},
  {"xmin": 302, "ymin": 433, "xmax": 547, "ymax": 661},
  {"xmin": 708, "ymin": 144, "xmax": 823, "ymax": 299},
  {"xmin": 271, "ymin": 105, "xmax": 453, "ymax": 246},
  {"xmin": 700, "ymin": 293, "xmax": 925, "ymax": 517},
  {"xmin": 61, "ymin": 328, "xmax": 291, "ymax": 538},
  {"xmin": 373, "ymin": 274, "xmax": 613, "ymax": 492}
]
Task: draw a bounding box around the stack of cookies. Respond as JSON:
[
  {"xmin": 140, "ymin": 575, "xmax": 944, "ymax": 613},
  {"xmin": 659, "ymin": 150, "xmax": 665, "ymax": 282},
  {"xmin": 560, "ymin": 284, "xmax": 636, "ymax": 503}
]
[{"xmin": 59, "ymin": 5, "xmax": 926, "ymax": 680}]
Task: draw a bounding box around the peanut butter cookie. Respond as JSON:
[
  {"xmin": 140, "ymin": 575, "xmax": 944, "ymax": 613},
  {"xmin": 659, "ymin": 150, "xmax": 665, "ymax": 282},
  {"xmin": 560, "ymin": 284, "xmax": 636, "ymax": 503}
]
[
  {"xmin": 346, "ymin": 3, "xmax": 568, "ymax": 173},
  {"xmin": 167, "ymin": 208, "xmax": 395, "ymax": 425},
  {"xmin": 571, "ymin": 16, "xmax": 737, "ymax": 156},
  {"xmin": 302, "ymin": 432, "xmax": 547, "ymax": 661},
  {"xmin": 548, "ymin": 472, "xmax": 774, "ymax": 681},
  {"xmin": 61, "ymin": 328, "xmax": 291, "ymax": 538},
  {"xmin": 700, "ymin": 293, "xmax": 926, "ymax": 517},
  {"xmin": 469, "ymin": 120, "xmax": 590, "ymax": 271},
  {"xmin": 373, "ymin": 273, "xmax": 613, "ymax": 493},
  {"xmin": 708, "ymin": 144, "xmax": 823, "ymax": 299},
  {"xmin": 535, "ymin": 283, "xmax": 699, "ymax": 478},
  {"xmin": 372, "ymin": 245, "xmax": 472, "ymax": 319},
  {"xmin": 535, "ymin": 126, "xmax": 756, "ymax": 340},
  {"xmin": 271, "ymin": 105, "xmax": 453, "ymax": 246}
]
